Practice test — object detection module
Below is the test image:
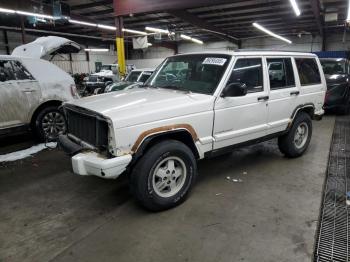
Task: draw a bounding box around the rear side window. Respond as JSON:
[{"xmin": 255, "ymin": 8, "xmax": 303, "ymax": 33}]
[
  {"xmin": 0, "ymin": 60, "xmax": 15, "ymax": 82},
  {"xmin": 267, "ymin": 58, "xmax": 295, "ymax": 90},
  {"xmin": 11, "ymin": 61, "xmax": 34, "ymax": 80},
  {"xmin": 227, "ymin": 58, "xmax": 263, "ymax": 93},
  {"xmin": 295, "ymin": 58, "xmax": 321, "ymax": 86}
]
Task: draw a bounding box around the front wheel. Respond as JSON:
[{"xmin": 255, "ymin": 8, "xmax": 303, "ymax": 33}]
[
  {"xmin": 35, "ymin": 106, "xmax": 67, "ymax": 142},
  {"xmin": 129, "ymin": 140, "xmax": 197, "ymax": 211},
  {"xmin": 278, "ymin": 112, "xmax": 312, "ymax": 158}
]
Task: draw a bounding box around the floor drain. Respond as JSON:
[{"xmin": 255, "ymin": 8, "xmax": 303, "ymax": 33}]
[{"xmin": 314, "ymin": 116, "xmax": 350, "ymax": 262}]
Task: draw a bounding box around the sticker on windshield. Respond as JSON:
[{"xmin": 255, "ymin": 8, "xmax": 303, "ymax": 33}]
[{"xmin": 203, "ymin": 57, "xmax": 227, "ymax": 66}]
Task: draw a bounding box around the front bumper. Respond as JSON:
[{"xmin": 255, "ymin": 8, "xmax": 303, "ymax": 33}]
[
  {"xmin": 72, "ymin": 152, "xmax": 132, "ymax": 179},
  {"xmin": 59, "ymin": 134, "xmax": 132, "ymax": 179}
]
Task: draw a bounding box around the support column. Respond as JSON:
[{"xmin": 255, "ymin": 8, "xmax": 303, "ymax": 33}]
[
  {"xmin": 20, "ymin": 16, "xmax": 26, "ymax": 44},
  {"xmin": 3, "ymin": 30, "xmax": 10, "ymax": 55},
  {"xmin": 115, "ymin": 16, "xmax": 126, "ymax": 77}
]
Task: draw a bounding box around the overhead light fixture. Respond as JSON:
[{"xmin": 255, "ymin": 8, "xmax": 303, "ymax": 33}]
[
  {"xmin": 97, "ymin": 24, "xmax": 116, "ymax": 30},
  {"xmin": 122, "ymin": 28, "xmax": 148, "ymax": 36},
  {"xmin": 289, "ymin": 0, "xmax": 301, "ymax": 16},
  {"xmin": 0, "ymin": 7, "xmax": 15, "ymax": 14},
  {"xmin": 147, "ymin": 43, "xmax": 152, "ymax": 46},
  {"xmin": 85, "ymin": 48, "xmax": 109, "ymax": 52},
  {"xmin": 253, "ymin": 22, "xmax": 292, "ymax": 44},
  {"xmin": 0, "ymin": 7, "xmax": 54, "ymax": 19},
  {"xmin": 69, "ymin": 19, "xmax": 97, "ymax": 27},
  {"xmin": 180, "ymin": 34, "xmax": 204, "ymax": 45},
  {"xmin": 16, "ymin": 10, "xmax": 54, "ymax": 19},
  {"xmin": 145, "ymin": 27, "xmax": 175, "ymax": 35},
  {"xmin": 347, "ymin": 0, "xmax": 350, "ymax": 21}
]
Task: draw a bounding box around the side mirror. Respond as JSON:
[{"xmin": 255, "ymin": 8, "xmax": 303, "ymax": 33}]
[{"xmin": 221, "ymin": 82, "xmax": 247, "ymax": 97}]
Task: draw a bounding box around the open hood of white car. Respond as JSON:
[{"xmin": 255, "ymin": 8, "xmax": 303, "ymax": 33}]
[{"xmin": 12, "ymin": 36, "xmax": 81, "ymax": 59}]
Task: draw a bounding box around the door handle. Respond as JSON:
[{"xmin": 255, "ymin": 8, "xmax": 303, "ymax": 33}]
[
  {"xmin": 257, "ymin": 96, "xmax": 269, "ymax": 101},
  {"xmin": 290, "ymin": 91, "xmax": 300, "ymax": 96}
]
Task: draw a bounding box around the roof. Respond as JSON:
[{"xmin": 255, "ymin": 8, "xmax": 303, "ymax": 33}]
[{"xmin": 173, "ymin": 50, "xmax": 318, "ymax": 57}]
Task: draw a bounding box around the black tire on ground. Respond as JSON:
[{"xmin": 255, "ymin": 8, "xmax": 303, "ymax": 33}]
[
  {"xmin": 34, "ymin": 106, "xmax": 67, "ymax": 142},
  {"xmin": 278, "ymin": 112, "xmax": 312, "ymax": 158},
  {"xmin": 129, "ymin": 140, "xmax": 197, "ymax": 211}
]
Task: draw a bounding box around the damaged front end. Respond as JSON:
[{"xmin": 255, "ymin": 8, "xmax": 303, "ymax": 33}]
[{"xmin": 58, "ymin": 104, "xmax": 132, "ymax": 179}]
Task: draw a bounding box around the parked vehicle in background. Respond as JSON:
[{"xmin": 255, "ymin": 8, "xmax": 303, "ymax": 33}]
[
  {"xmin": 0, "ymin": 36, "xmax": 80, "ymax": 141},
  {"xmin": 83, "ymin": 64, "xmax": 120, "ymax": 95},
  {"xmin": 59, "ymin": 51, "xmax": 326, "ymax": 211},
  {"xmin": 105, "ymin": 68, "xmax": 154, "ymax": 92},
  {"xmin": 320, "ymin": 58, "xmax": 350, "ymax": 114}
]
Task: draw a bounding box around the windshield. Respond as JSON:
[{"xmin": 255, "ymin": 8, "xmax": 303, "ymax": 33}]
[
  {"xmin": 145, "ymin": 54, "xmax": 231, "ymax": 95},
  {"xmin": 138, "ymin": 71, "xmax": 153, "ymax": 83},
  {"xmin": 321, "ymin": 60, "xmax": 346, "ymax": 75},
  {"xmin": 126, "ymin": 71, "xmax": 142, "ymax": 82}
]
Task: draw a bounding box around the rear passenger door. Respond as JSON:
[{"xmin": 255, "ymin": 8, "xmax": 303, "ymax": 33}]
[
  {"xmin": 265, "ymin": 57, "xmax": 300, "ymax": 134},
  {"xmin": 294, "ymin": 57, "xmax": 325, "ymax": 113},
  {"xmin": 213, "ymin": 57, "xmax": 269, "ymax": 149}
]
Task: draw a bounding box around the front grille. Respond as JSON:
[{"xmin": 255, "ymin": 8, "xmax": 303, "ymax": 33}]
[
  {"xmin": 64, "ymin": 106, "xmax": 108, "ymax": 150},
  {"xmin": 88, "ymin": 76, "xmax": 98, "ymax": 82}
]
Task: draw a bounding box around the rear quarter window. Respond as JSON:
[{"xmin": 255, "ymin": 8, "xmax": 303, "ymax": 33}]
[{"xmin": 295, "ymin": 58, "xmax": 321, "ymax": 86}]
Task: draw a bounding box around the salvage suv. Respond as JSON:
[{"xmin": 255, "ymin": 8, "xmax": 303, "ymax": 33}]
[
  {"xmin": 0, "ymin": 36, "xmax": 80, "ymax": 140},
  {"xmin": 59, "ymin": 51, "xmax": 326, "ymax": 211}
]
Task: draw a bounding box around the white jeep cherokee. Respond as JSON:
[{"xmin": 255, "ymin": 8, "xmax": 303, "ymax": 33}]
[{"xmin": 59, "ymin": 51, "xmax": 326, "ymax": 211}]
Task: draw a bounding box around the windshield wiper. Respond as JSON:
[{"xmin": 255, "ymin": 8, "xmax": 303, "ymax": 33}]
[{"xmin": 159, "ymin": 85, "xmax": 190, "ymax": 92}]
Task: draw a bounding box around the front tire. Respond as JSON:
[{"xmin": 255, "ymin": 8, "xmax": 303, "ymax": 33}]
[
  {"xmin": 278, "ymin": 112, "xmax": 312, "ymax": 158},
  {"xmin": 129, "ymin": 140, "xmax": 197, "ymax": 211}
]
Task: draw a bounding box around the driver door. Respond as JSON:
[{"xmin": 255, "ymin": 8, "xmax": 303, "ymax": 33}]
[{"xmin": 213, "ymin": 57, "xmax": 269, "ymax": 150}]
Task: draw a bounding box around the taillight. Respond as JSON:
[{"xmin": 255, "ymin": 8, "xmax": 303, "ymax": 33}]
[{"xmin": 70, "ymin": 84, "xmax": 80, "ymax": 99}]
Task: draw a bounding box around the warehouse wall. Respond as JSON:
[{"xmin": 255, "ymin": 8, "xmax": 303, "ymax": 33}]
[{"xmin": 0, "ymin": 31, "xmax": 118, "ymax": 74}]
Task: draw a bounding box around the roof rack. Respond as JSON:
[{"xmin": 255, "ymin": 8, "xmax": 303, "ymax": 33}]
[{"xmin": 236, "ymin": 49, "xmax": 311, "ymax": 53}]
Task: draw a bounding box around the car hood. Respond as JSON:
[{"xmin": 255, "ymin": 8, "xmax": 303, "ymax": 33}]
[
  {"xmin": 66, "ymin": 88, "xmax": 213, "ymax": 128},
  {"xmin": 325, "ymin": 74, "xmax": 348, "ymax": 85},
  {"xmin": 12, "ymin": 36, "xmax": 81, "ymax": 59}
]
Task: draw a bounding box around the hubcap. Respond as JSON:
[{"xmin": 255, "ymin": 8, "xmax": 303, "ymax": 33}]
[
  {"xmin": 152, "ymin": 156, "xmax": 187, "ymax": 198},
  {"xmin": 294, "ymin": 122, "xmax": 309, "ymax": 149},
  {"xmin": 42, "ymin": 111, "xmax": 66, "ymax": 139}
]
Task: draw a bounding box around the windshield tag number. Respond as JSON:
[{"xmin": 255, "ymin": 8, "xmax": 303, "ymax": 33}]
[{"xmin": 203, "ymin": 57, "xmax": 227, "ymax": 66}]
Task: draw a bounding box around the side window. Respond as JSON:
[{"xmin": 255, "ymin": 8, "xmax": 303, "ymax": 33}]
[
  {"xmin": 295, "ymin": 58, "xmax": 321, "ymax": 86},
  {"xmin": 267, "ymin": 58, "xmax": 295, "ymax": 90},
  {"xmin": 227, "ymin": 58, "xmax": 263, "ymax": 93},
  {"xmin": 11, "ymin": 61, "xmax": 34, "ymax": 80},
  {"xmin": 0, "ymin": 60, "xmax": 15, "ymax": 82}
]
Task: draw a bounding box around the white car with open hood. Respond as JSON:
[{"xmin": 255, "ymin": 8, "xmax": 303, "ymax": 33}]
[
  {"xmin": 59, "ymin": 51, "xmax": 326, "ymax": 211},
  {"xmin": 0, "ymin": 36, "xmax": 80, "ymax": 140}
]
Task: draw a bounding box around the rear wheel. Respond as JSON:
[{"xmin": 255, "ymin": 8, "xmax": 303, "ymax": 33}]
[
  {"xmin": 278, "ymin": 112, "xmax": 312, "ymax": 158},
  {"xmin": 129, "ymin": 140, "xmax": 197, "ymax": 211},
  {"xmin": 34, "ymin": 106, "xmax": 66, "ymax": 142}
]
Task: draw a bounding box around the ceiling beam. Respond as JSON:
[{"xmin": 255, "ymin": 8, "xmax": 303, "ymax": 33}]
[
  {"xmin": 71, "ymin": 0, "xmax": 113, "ymax": 10},
  {"xmin": 168, "ymin": 10, "xmax": 240, "ymax": 45},
  {"xmin": 309, "ymin": 0, "xmax": 323, "ymax": 35}
]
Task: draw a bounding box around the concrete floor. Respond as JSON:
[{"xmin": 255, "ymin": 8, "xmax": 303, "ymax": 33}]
[{"xmin": 0, "ymin": 116, "xmax": 335, "ymax": 262}]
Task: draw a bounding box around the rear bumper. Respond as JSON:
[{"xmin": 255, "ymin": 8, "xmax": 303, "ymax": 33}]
[
  {"xmin": 313, "ymin": 109, "xmax": 324, "ymax": 121},
  {"xmin": 59, "ymin": 134, "xmax": 132, "ymax": 179}
]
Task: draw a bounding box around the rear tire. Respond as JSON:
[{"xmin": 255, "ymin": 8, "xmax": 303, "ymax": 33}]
[
  {"xmin": 278, "ymin": 112, "xmax": 312, "ymax": 158},
  {"xmin": 34, "ymin": 106, "xmax": 66, "ymax": 142},
  {"xmin": 129, "ymin": 140, "xmax": 197, "ymax": 211}
]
